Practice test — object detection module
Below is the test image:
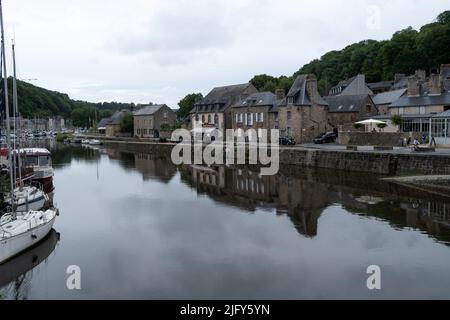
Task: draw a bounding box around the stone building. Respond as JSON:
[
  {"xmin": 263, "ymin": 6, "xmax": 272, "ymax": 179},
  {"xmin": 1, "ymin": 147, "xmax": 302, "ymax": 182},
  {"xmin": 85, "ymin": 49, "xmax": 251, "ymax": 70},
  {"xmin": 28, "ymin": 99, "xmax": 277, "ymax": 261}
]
[
  {"xmin": 325, "ymin": 94, "xmax": 377, "ymax": 128},
  {"xmin": 372, "ymin": 88, "xmax": 407, "ymax": 115},
  {"xmin": 105, "ymin": 110, "xmax": 129, "ymax": 137},
  {"xmin": 190, "ymin": 83, "xmax": 258, "ymax": 138},
  {"xmin": 133, "ymin": 104, "xmax": 176, "ymax": 139},
  {"xmin": 278, "ymin": 74, "xmax": 329, "ymax": 143},
  {"xmin": 231, "ymin": 91, "xmax": 283, "ymax": 141}
]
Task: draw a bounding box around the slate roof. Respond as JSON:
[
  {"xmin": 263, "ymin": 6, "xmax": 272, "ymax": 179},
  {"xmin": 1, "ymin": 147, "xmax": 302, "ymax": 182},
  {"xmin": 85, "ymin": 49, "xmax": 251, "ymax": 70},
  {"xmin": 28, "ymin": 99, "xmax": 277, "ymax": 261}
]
[
  {"xmin": 324, "ymin": 94, "xmax": 373, "ymax": 113},
  {"xmin": 340, "ymin": 74, "xmax": 373, "ymax": 96},
  {"xmin": 372, "ymin": 88, "xmax": 407, "ymax": 105},
  {"xmin": 192, "ymin": 83, "xmax": 256, "ymax": 113},
  {"xmin": 390, "ymin": 92, "xmax": 450, "ymax": 107},
  {"xmin": 233, "ymin": 92, "xmax": 282, "ymax": 112},
  {"xmin": 391, "ymin": 76, "xmax": 408, "ymax": 90},
  {"xmin": 109, "ymin": 110, "xmax": 129, "ymax": 125},
  {"xmin": 284, "ymin": 75, "xmax": 328, "ymax": 106},
  {"xmin": 367, "ymin": 81, "xmax": 394, "ymax": 91},
  {"xmin": 433, "ymin": 109, "xmax": 450, "ymax": 118},
  {"xmin": 97, "ymin": 117, "xmax": 110, "ymax": 128},
  {"xmin": 133, "ymin": 104, "xmax": 167, "ymax": 116}
]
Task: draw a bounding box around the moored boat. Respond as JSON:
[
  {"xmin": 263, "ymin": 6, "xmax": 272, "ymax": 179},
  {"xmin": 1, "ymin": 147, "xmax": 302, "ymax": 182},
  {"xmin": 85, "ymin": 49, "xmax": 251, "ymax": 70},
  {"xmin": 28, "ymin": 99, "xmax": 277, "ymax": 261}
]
[{"xmin": 0, "ymin": 209, "xmax": 58, "ymax": 264}]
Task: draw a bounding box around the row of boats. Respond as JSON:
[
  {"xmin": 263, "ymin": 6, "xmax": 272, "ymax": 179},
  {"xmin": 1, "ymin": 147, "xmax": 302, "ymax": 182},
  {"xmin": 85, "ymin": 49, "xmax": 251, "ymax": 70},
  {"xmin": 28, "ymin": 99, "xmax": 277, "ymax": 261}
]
[
  {"xmin": 0, "ymin": 3, "xmax": 58, "ymax": 265},
  {"xmin": 64, "ymin": 137, "xmax": 102, "ymax": 145}
]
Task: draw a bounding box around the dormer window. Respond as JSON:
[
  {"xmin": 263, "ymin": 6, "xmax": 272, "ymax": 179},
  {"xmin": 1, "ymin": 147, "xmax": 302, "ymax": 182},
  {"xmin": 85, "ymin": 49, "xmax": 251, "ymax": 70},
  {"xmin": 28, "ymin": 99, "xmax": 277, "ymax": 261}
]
[{"xmin": 287, "ymin": 97, "xmax": 294, "ymax": 105}]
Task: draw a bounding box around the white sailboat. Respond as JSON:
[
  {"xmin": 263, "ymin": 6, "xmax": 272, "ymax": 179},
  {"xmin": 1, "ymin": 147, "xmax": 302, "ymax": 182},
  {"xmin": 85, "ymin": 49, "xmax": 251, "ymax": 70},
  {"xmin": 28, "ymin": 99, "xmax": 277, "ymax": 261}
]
[
  {"xmin": 5, "ymin": 38, "xmax": 48, "ymax": 211},
  {"xmin": 0, "ymin": 0, "xmax": 58, "ymax": 264}
]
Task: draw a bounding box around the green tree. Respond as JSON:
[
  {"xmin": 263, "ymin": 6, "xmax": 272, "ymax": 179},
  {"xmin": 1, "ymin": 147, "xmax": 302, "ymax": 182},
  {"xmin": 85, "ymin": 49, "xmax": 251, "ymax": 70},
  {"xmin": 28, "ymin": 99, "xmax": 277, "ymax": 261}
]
[
  {"xmin": 177, "ymin": 93, "xmax": 203, "ymax": 120},
  {"xmin": 120, "ymin": 112, "xmax": 134, "ymax": 133}
]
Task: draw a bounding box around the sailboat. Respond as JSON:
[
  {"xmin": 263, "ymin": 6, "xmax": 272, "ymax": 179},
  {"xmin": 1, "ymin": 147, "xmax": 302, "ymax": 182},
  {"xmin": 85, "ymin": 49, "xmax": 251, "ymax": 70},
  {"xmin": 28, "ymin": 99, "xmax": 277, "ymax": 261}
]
[
  {"xmin": 4, "ymin": 39, "xmax": 48, "ymax": 211},
  {"xmin": 0, "ymin": 0, "xmax": 58, "ymax": 264}
]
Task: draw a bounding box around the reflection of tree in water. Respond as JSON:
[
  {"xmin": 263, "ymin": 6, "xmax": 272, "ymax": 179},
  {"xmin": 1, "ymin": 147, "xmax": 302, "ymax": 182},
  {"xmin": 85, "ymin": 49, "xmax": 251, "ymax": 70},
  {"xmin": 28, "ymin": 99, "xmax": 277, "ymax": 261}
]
[{"xmin": 51, "ymin": 144, "xmax": 101, "ymax": 168}]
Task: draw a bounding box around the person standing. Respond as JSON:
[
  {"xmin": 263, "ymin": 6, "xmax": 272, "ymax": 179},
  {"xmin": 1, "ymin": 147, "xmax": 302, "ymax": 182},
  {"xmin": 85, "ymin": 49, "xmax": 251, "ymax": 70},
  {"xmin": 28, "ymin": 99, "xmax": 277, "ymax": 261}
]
[{"xmin": 430, "ymin": 135, "xmax": 436, "ymax": 147}]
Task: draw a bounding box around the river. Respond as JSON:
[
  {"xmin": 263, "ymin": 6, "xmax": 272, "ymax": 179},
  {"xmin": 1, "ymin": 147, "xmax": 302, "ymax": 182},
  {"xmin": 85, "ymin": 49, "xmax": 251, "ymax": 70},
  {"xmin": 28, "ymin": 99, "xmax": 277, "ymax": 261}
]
[{"xmin": 1, "ymin": 142, "xmax": 450, "ymax": 299}]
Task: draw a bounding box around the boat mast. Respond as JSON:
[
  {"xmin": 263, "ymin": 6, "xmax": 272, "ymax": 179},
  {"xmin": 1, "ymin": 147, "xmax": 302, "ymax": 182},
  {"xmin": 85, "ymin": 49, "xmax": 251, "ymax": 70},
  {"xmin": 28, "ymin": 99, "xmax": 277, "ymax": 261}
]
[
  {"xmin": 0, "ymin": 0, "xmax": 16, "ymax": 212},
  {"xmin": 12, "ymin": 40, "xmax": 22, "ymax": 186}
]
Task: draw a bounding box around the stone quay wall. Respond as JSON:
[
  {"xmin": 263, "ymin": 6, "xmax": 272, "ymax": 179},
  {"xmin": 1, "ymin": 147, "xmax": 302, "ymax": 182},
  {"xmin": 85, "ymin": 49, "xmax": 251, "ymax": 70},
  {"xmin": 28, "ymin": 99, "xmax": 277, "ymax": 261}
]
[{"xmin": 86, "ymin": 136, "xmax": 450, "ymax": 176}]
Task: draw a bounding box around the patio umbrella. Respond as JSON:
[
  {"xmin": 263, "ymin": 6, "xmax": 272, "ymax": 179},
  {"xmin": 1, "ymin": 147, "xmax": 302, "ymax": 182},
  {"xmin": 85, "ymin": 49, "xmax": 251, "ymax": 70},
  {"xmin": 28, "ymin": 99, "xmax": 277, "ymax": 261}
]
[{"xmin": 355, "ymin": 119, "xmax": 387, "ymax": 125}]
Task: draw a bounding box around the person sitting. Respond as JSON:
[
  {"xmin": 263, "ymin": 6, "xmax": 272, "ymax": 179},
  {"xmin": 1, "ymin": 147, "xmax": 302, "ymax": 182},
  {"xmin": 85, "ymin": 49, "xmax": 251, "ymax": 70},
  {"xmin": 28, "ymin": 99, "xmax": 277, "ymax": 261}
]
[{"xmin": 411, "ymin": 138, "xmax": 420, "ymax": 151}]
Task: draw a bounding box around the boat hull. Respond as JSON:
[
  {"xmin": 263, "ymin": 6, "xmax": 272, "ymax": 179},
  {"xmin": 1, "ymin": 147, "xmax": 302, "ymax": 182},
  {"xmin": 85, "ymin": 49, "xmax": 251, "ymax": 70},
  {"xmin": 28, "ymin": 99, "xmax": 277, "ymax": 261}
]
[{"xmin": 0, "ymin": 213, "xmax": 56, "ymax": 264}]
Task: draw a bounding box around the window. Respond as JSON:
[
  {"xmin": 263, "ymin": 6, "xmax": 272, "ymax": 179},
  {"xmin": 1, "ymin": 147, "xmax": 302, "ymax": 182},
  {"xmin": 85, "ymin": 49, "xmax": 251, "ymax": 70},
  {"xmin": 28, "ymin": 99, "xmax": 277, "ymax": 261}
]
[
  {"xmin": 208, "ymin": 115, "xmax": 211, "ymax": 123},
  {"xmin": 163, "ymin": 111, "xmax": 168, "ymax": 118},
  {"xmin": 239, "ymin": 114, "xmax": 243, "ymax": 122},
  {"xmin": 202, "ymin": 115, "xmax": 205, "ymax": 123},
  {"xmin": 257, "ymin": 112, "xmax": 264, "ymax": 122},
  {"xmin": 287, "ymin": 97, "xmax": 294, "ymax": 104},
  {"xmin": 287, "ymin": 127, "xmax": 292, "ymax": 137},
  {"xmin": 214, "ymin": 114, "xmax": 219, "ymax": 125},
  {"xmin": 247, "ymin": 113, "xmax": 253, "ymax": 125},
  {"xmin": 287, "ymin": 111, "xmax": 292, "ymax": 120},
  {"xmin": 25, "ymin": 156, "xmax": 38, "ymax": 166}
]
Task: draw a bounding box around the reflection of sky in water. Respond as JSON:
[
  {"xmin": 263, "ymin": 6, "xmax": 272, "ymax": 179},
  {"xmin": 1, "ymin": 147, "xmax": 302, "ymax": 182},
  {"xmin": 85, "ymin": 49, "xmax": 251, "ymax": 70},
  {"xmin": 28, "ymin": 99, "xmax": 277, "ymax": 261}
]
[{"xmin": 1, "ymin": 146, "xmax": 450, "ymax": 299}]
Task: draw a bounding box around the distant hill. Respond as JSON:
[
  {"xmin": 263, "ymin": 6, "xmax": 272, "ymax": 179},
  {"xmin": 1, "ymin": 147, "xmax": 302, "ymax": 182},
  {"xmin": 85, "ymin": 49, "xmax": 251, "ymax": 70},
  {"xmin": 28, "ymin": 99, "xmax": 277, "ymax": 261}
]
[
  {"xmin": 1, "ymin": 78, "xmax": 136, "ymax": 127},
  {"xmin": 250, "ymin": 10, "xmax": 450, "ymax": 95}
]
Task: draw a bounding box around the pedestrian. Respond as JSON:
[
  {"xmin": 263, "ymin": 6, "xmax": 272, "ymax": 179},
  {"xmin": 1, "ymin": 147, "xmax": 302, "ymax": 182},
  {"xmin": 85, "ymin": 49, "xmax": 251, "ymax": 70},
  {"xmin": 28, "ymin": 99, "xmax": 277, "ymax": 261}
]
[
  {"xmin": 430, "ymin": 135, "xmax": 436, "ymax": 147},
  {"xmin": 422, "ymin": 132, "xmax": 427, "ymax": 143}
]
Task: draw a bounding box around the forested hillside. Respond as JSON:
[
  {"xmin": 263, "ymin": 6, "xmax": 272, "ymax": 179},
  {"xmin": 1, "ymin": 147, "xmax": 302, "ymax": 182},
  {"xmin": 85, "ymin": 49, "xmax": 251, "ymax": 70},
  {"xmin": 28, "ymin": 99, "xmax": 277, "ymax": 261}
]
[
  {"xmin": 1, "ymin": 78, "xmax": 135, "ymax": 127},
  {"xmin": 250, "ymin": 11, "xmax": 450, "ymax": 95}
]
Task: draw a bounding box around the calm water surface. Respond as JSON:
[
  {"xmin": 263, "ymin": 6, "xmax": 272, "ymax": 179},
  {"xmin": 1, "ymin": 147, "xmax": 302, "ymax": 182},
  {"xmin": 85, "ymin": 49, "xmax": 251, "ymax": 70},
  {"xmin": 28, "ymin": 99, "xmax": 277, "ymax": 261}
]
[{"xmin": 1, "ymin": 143, "xmax": 450, "ymax": 299}]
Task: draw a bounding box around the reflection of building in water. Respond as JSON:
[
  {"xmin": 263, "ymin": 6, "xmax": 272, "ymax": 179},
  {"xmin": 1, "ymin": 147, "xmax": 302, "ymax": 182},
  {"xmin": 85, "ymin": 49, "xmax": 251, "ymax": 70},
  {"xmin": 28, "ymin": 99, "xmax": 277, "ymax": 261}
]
[
  {"xmin": 277, "ymin": 175, "xmax": 329, "ymax": 237},
  {"xmin": 191, "ymin": 165, "xmax": 226, "ymax": 189},
  {"xmin": 134, "ymin": 153, "xmax": 177, "ymax": 183},
  {"xmin": 180, "ymin": 165, "xmax": 326, "ymax": 237},
  {"xmin": 400, "ymin": 199, "xmax": 450, "ymax": 243}
]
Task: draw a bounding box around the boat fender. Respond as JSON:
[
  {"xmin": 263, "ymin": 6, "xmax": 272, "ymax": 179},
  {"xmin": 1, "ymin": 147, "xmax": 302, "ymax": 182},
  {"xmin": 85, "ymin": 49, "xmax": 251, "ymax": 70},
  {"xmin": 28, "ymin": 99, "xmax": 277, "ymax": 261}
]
[{"xmin": 31, "ymin": 234, "xmax": 37, "ymax": 239}]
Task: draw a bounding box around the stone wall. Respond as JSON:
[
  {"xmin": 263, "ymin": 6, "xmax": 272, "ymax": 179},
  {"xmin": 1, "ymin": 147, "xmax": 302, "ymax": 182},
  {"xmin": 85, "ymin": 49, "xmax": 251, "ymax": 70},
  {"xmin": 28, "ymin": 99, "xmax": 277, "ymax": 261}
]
[
  {"xmin": 83, "ymin": 135, "xmax": 450, "ymax": 176},
  {"xmin": 339, "ymin": 132, "xmax": 411, "ymax": 146}
]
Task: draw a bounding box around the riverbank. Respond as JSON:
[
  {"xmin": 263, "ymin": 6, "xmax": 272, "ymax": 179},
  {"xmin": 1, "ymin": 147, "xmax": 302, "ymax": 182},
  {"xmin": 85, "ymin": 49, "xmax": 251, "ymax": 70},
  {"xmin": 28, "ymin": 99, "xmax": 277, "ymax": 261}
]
[{"xmin": 79, "ymin": 135, "xmax": 450, "ymax": 176}]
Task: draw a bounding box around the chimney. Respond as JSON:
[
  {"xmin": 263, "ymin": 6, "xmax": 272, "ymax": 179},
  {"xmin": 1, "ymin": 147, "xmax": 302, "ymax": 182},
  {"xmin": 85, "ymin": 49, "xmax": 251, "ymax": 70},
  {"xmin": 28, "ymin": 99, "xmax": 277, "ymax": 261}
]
[
  {"xmin": 408, "ymin": 75, "xmax": 420, "ymax": 96},
  {"xmin": 275, "ymin": 89, "xmax": 285, "ymax": 100},
  {"xmin": 394, "ymin": 73, "xmax": 405, "ymax": 83},
  {"xmin": 429, "ymin": 73, "xmax": 442, "ymax": 95},
  {"xmin": 441, "ymin": 64, "xmax": 450, "ymax": 78},
  {"xmin": 306, "ymin": 74, "xmax": 319, "ymax": 102},
  {"xmin": 415, "ymin": 70, "xmax": 426, "ymax": 82}
]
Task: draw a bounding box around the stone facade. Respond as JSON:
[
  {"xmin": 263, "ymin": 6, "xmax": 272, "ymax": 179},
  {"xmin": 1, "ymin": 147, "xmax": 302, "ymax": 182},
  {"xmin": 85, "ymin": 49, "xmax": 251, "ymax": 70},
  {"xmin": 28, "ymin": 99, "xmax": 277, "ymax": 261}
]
[
  {"xmin": 278, "ymin": 74, "xmax": 329, "ymax": 143},
  {"xmin": 134, "ymin": 104, "xmax": 176, "ymax": 139},
  {"xmin": 231, "ymin": 92, "xmax": 280, "ymax": 141},
  {"xmin": 191, "ymin": 83, "xmax": 258, "ymax": 138}
]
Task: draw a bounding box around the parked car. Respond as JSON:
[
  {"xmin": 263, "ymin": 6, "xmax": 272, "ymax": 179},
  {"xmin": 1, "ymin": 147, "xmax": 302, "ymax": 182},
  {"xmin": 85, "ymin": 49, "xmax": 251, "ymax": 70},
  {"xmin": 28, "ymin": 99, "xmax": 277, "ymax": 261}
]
[
  {"xmin": 279, "ymin": 136, "xmax": 296, "ymax": 146},
  {"xmin": 314, "ymin": 132, "xmax": 337, "ymax": 144}
]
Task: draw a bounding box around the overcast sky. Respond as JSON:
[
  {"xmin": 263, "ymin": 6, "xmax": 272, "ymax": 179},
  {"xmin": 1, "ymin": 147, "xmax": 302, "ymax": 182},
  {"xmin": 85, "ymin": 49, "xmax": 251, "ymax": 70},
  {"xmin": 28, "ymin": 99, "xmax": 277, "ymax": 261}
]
[{"xmin": 2, "ymin": 0, "xmax": 449, "ymax": 108}]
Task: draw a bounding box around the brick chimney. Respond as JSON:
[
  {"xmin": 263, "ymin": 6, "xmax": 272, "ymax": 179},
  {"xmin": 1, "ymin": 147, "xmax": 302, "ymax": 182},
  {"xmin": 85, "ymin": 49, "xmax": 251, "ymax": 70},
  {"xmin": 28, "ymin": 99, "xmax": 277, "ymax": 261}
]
[
  {"xmin": 415, "ymin": 70, "xmax": 426, "ymax": 82},
  {"xmin": 441, "ymin": 64, "xmax": 450, "ymax": 78},
  {"xmin": 306, "ymin": 74, "xmax": 319, "ymax": 103},
  {"xmin": 408, "ymin": 75, "xmax": 420, "ymax": 96},
  {"xmin": 275, "ymin": 89, "xmax": 285, "ymax": 100},
  {"xmin": 429, "ymin": 73, "xmax": 442, "ymax": 95}
]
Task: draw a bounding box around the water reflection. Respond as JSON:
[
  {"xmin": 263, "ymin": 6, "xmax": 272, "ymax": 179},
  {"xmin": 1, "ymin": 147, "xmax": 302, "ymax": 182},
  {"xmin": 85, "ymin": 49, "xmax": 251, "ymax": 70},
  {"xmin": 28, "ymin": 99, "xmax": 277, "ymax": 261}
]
[
  {"xmin": 0, "ymin": 229, "xmax": 60, "ymax": 300},
  {"xmin": 4, "ymin": 142, "xmax": 448, "ymax": 299}
]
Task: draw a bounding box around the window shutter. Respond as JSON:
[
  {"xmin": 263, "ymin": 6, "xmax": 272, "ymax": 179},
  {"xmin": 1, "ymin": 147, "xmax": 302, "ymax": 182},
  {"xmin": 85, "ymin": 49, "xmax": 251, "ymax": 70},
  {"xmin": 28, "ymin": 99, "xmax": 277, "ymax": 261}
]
[
  {"xmin": 261, "ymin": 112, "xmax": 264, "ymax": 122},
  {"xmin": 250, "ymin": 113, "xmax": 253, "ymax": 125},
  {"xmin": 235, "ymin": 114, "xmax": 238, "ymax": 123},
  {"xmin": 245, "ymin": 113, "xmax": 248, "ymax": 125}
]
